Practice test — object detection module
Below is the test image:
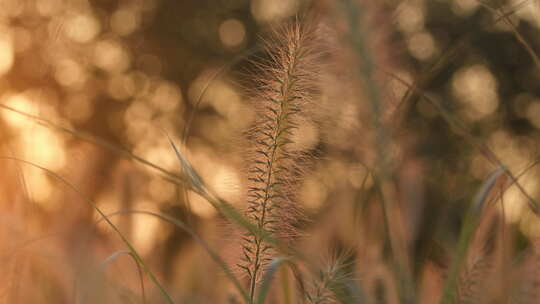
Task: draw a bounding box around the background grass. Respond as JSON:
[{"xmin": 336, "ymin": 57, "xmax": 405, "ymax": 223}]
[{"xmin": 2, "ymin": 0, "xmax": 540, "ymax": 303}]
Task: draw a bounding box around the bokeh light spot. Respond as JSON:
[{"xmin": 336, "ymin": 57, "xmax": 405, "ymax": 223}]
[
  {"xmin": 93, "ymin": 39, "xmax": 131, "ymax": 73},
  {"xmin": 54, "ymin": 59, "xmax": 87, "ymax": 88},
  {"xmin": 65, "ymin": 14, "xmax": 101, "ymax": 43},
  {"xmin": 408, "ymin": 31, "xmax": 436, "ymax": 61},
  {"xmin": 2, "ymin": 93, "xmax": 38, "ymax": 128},
  {"xmin": 526, "ymin": 102, "xmax": 540, "ymax": 128},
  {"xmin": 289, "ymin": 120, "xmax": 319, "ymax": 152},
  {"xmin": 396, "ymin": 2, "xmax": 425, "ymax": 33},
  {"xmin": 219, "ymin": 19, "xmax": 246, "ymax": 48},
  {"xmin": 189, "ymin": 192, "xmax": 217, "ymax": 218},
  {"xmin": 0, "ymin": 34, "xmax": 14, "ymax": 76},
  {"xmin": 452, "ymin": 64, "xmax": 499, "ymax": 120},
  {"xmin": 131, "ymin": 199, "xmax": 162, "ymax": 255},
  {"xmin": 251, "ymin": 0, "xmax": 299, "ymax": 23},
  {"xmin": 24, "ymin": 167, "xmax": 54, "ymax": 208},
  {"xmin": 36, "ymin": 0, "xmax": 63, "ymax": 17},
  {"xmin": 451, "ymin": 0, "xmax": 479, "ymax": 16},
  {"xmin": 151, "ymin": 81, "xmax": 182, "ymax": 112},
  {"xmin": 300, "ymin": 177, "xmax": 327, "ymax": 209},
  {"xmin": 21, "ymin": 127, "xmax": 66, "ymax": 171},
  {"xmin": 211, "ymin": 165, "xmax": 241, "ymax": 204}
]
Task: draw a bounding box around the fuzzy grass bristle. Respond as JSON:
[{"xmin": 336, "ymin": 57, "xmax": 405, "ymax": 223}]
[{"xmin": 238, "ymin": 17, "xmax": 324, "ymax": 301}]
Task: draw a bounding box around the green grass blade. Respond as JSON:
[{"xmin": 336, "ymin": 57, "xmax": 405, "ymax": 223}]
[{"xmin": 439, "ymin": 167, "xmax": 506, "ymax": 304}]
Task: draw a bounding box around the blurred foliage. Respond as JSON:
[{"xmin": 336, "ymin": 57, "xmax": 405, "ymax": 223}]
[{"xmin": 2, "ymin": 0, "xmax": 540, "ymax": 303}]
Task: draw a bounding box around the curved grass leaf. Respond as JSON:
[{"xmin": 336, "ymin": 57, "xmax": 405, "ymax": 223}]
[
  {"xmin": 101, "ymin": 250, "xmax": 146, "ymax": 304},
  {"xmin": 439, "ymin": 167, "xmax": 506, "ymax": 304}
]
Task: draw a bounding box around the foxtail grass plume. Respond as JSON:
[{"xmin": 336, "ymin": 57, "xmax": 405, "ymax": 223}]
[{"xmin": 238, "ymin": 17, "xmax": 324, "ymax": 301}]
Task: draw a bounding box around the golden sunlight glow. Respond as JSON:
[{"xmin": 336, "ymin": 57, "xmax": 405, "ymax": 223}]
[
  {"xmin": 489, "ymin": 130, "xmax": 527, "ymax": 169},
  {"xmin": 300, "ymin": 177, "xmax": 328, "ymax": 209},
  {"xmin": 139, "ymin": 144, "xmax": 179, "ymax": 172},
  {"xmin": 396, "ymin": 1, "xmax": 425, "ymax": 33},
  {"xmin": 338, "ymin": 103, "xmax": 360, "ymax": 131},
  {"xmin": 20, "ymin": 127, "xmax": 66, "ymax": 171},
  {"xmin": 520, "ymin": 210, "xmax": 540, "ymax": 238},
  {"xmin": 452, "ymin": 64, "xmax": 499, "ymax": 120},
  {"xmin": 94, "ymin": 192, "xmax": 163, "ymax": 256},
  {"xmin": 65, "ymin": 14, "xmax": 101, "ymax": 43},
  {"xmin": 3, "ymin": 92, "xmax": 67, "ymax": 209},
  {"xmin": 188, "ymin": 72, "xmax": 252, "ymax": 129},
  {"xmin": 124, "ymin": 100, "xmax": 156, "ymax": 144},
  {"xmin": 0, "ymin": 33, "xmax": 14, "ymax": 76},
  {"xmin": 189, "ymin": 191, "xmax": 218, "ymax": 218},
  {"xmin": 93, "ymin": 40, "xmax": 131, "ymax": 73},
  {"xmin": 128, "ymin": 71, "xmax": 150, "ymax": 96},
  {"xmin": 211, "ymin": 165, "xmax": 241, "ymax": 204},
  {"xmin": 188, "ymin": 72, "xmax": 237, "ymax": 108},
  {"xmin": 289, "ymin": 120, "xmax": 319, "ymax": 152},
  {"xmin": 24, "ymin": 167, "xmax": 54, "ymax": 208},
  {"xmin": 131, "ymin": 199, "xmax": 162, "ymax": 255},
  {"xmin": 219, "ymin": 19, "xmax": 246, "ymax": 48},
  {"xmin": 150, "ymin": 81, "xmax": 182, "ymax": 112},
  {"xmin": 2, "ymin": 93, "xmax": 38, "ymax": 128},
  {"xmin": 2, "ymin": 92, "xmax": 67, "ymax": 209},
  {"xmin": 250, "ymin": 0, "xmax": 300, "ymax": 23},
  {"xmin": 502, "ymin": 173, "xmax": 532, "ymax": 223},
  {"xmin": 408, "ymin": 31, "xmax": 436, "ymax": 61},
  {"xmin": 451, "ymin": 0, "xmax": 479, "ymax": 16},
  {"xmin": 322, "ymin": 161, "xmax": 348, "ymax": 189},
  {"xmin": 511, "ymin": 0, "xmax": 540, "ymax": 29},
  {"xmin": 54, "ymin": 59, "xmax": 87, "ymax": 88},
  {"xmin": 125, "ymin": 99, "xmax": 153, "ymax": 122},
  {"xmin": 126, "ymin": 120, "xmax": 152, "ymax": 146},
  {"xmin": 486, "ymin": 129, "xmax": 531, "ymax": 224},
  {"xmin": 36, "ymin": 0, "xmax": 63, "ymax": 17}
]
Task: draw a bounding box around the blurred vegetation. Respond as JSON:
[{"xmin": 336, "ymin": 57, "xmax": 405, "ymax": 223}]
[{"xmin": 2, "ymin": 0, "xmax": 540, "ymax": 303}]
